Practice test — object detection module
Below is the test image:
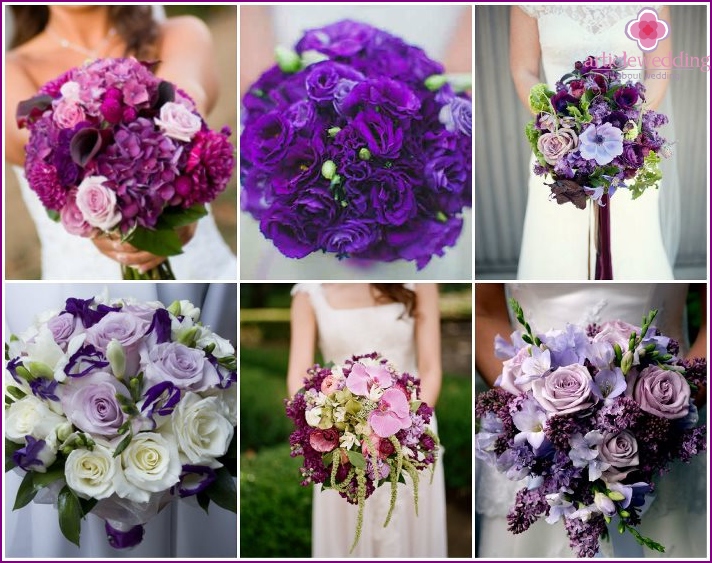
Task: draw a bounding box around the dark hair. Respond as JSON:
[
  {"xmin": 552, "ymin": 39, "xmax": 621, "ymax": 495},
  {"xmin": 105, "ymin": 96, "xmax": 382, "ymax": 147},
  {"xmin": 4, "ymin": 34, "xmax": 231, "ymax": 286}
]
[
  {"xmin": 10, "ymin": 6, "xmax": 159, "ymax": 59},
  {"xmin": 372, "ymin": 284, "xmax": 417, "ymax": 317}
]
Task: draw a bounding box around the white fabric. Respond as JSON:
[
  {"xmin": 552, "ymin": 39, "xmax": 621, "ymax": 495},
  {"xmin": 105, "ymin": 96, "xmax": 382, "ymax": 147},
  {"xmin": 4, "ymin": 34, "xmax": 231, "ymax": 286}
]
[
  {"xmin": 13, "ymin": 166, "xmax": 237, "ymax": 280},
  {"xmin": 293, "ymin": 284, "xmax": 448, "ymax": 558},
  {"xmin": 516, "ymin": 4, "xmax": 679, "ymax": 280},
  {"xmin": 3, "ymin": 283, "xmax": 237, "ymax": 558},
  {"xmin": 241, "ymin": 5, "xmax": 472, "ymax": 280},
  {"xmin": 476, "ymin": 283, "xmax": 706, "ymax": 558}
]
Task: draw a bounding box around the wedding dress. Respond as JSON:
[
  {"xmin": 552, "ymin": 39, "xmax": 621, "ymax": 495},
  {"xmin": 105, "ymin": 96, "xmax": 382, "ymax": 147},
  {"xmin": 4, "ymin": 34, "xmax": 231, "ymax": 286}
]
[
  {"xmin": 476, "ymin": 283, "xmax": 706, "ymax": 558},
  {"xmin": 12, "ymin": 167, "xmax": 237, "ymax": 280},
  {"xmin": 292, "ymin": 284, "xmax": 448, "ymax": 557},
  {"xmin": 241, "ymin": 5, "xmax": 472, "ymax": 280},
  {"xmin": 3, "ymin": 283, "xmax": 237, "ymax": 558},
  {"xmin": 516, "ymin": 5, "xmax": 679, "ymax": 280}
]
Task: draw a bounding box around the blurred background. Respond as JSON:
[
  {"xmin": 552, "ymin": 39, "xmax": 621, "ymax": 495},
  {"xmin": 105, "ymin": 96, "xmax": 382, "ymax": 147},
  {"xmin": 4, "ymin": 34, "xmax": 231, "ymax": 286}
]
[
  {"xmin": 240, "ymin": 283, "xmax": 473, "ymax": 557},
  {"xmin": 3, "ymin": 5, "xmax": 237, "ymax": 279}
]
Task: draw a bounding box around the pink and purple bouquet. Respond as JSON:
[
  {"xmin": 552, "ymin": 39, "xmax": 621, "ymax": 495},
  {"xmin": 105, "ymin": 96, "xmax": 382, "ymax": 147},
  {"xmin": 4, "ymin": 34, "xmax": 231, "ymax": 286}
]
[
  {"xmin": 242, "ymin": 21, "xmax": 471, "ymax": 269},
  {"xmin": 5, "ymin": 294, "xmax": 237, "ymax": 548},
  {"xmin": 17, "ymin": 57, "xmax": 235, "ymax": 279},
  {"xmin": 475, "ymin": 300, "xmax": 706, "ymax": 557},
  {"xmin": 285, "ymin": 353, "xmax": 439, "ymax": 550}
]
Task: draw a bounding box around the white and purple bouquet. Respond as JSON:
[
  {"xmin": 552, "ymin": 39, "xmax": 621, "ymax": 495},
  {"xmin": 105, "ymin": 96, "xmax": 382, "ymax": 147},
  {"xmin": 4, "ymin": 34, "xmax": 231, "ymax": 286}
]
[
  {"xmin": 4, "ymin": 294, "xmax": 237, "ymax": 549},
  {"xmin": 241, "ymin": 20, "xmax": 471, "ymax": 269},
  {"xmin": 475, "ymin": 300, "xmax": 706, "ymax": 557},
  {"xmin": 286, "ymin": 353, "xmax": 439, "ymax": 550},
  {"xmin": 17, "ymin": 57, "xmax": 235, "ymax": 280}
]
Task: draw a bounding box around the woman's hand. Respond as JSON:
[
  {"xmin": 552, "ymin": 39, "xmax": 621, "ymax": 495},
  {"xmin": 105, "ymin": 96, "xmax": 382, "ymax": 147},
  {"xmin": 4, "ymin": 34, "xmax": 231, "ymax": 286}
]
[{"xmin": 91, "ymin": 223, "xmax": 196, "ymax": 273}]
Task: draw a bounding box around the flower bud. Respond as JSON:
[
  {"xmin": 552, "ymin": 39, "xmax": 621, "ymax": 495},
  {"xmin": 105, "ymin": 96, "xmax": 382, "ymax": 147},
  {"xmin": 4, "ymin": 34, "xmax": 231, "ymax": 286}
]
[
  {"xmin": 358, "ymin": 148, "xmax": 372, "ymax": 161},
  {"xmin": 28, "ymin": 361, "xmax": 54, "ymax": 379},
  {"xmin": 301, "ymin": 49, "xmax": 330, "ymax": 67},
  {"xmin": 275, "ymin": 46, "xmax": 302, "ymax": 73},
  {"xmin": 424, "ymin": 74, "xmax": 447, "ymax": 91},
  {"xmin": 327, "ymin": 127, "xmax": 341, "ymax": 137},
  {"xmin": 106, "ymin": 339, "xmax": 126, "ymax": 380},
  {"xmin": 56, "ymin": 422, "xmax": 74, "ymax": 442},
  {"xmin": 621, "ymin": 351, "xmax": 634, "ymax": 375},
  {"xmin": 321, "ymin": 160, "xmax": 337, "ymax": 180},
  {"xmin": 607, "ymin": 490, "xmax": 626, "ymax": 502}
]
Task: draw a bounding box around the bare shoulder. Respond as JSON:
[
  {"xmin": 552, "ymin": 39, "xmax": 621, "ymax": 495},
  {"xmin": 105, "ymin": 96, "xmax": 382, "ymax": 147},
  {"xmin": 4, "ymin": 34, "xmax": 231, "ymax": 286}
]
[
  {"xmin": 5, "ymin": 50, "xmax": 39, "ymax": 99},
  {"xmin": 159, "ymin": 15, "xmax": 213, "ymax": 45}
]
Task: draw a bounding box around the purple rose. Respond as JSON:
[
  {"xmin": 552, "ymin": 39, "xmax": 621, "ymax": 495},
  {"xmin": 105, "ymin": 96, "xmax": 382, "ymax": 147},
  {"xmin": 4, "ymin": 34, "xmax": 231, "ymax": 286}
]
[
  {"xmin": 592, "ymin": 320, "xmax": 640, "ymax": 352},
  {"xmin": 614, "ymin": 86, "xmax": 640, "ymax": 110},
  {"xmin": 351, "ymin": 107, "xmax": 403, "ymax": 159},
  {"xmin": 60, "ymin": 371, "xmax": 130, "ymax": 437},
  {"xmin": 86, "ymin": 311, "xmax": 151, "ymax": 378},
  {"xmin": 305, "ymin": 61, "xmax": 364, "ymax": 102},
  {"xmin": 242, "ymin": 111, "xmax": 293, "ymax": 167},
  {"xmin": 47, "ymin": 311, "xmax": 83, "ymax": 348},
  {"xmin": 142, "ymin": 342, "xmax": 220, "ymax": 392},
  {"xmin": 631, "ymin": 365, "xmax": 690, "ymax": 419},
  {"xmin": 296, "ymin": 20, "xmax": 375, "ymax": 58},
  {"xmin": 531, "ymin": 364, "xmax": 597, "ymax": 415},
  {"xmin": 53, "ymin": 99, "xmax": 86, "ymax": 129},
  {"xmin": 537, "ymin": 128, "xmax": 579, "ymax": 165},
  {"xmin": 599, "ymin": 430, "xmax": 639, "ymax": 469}
]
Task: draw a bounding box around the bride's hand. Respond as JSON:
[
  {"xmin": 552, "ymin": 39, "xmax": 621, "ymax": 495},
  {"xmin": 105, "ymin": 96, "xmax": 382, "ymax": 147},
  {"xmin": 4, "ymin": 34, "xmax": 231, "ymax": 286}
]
[{"xmin": 92, "ymin": 223, "xmax": 196, "ymax": 272}]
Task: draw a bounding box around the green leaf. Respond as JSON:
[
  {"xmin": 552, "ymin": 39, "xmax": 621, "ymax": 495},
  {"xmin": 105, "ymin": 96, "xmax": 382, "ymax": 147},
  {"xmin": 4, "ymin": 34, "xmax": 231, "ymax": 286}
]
[
  {"xmin": 197, "ymin": 491, "xmax": 211, "ymax": 514},
  {"xmin": 32, "ymin": 465, "xmax": 64, "ymax": 488},
  {"xmin": 346, "ymin": 450, "xmax": 366, "ymax": 470},
  {"xmin": 155, "ymin": 204, "xmax": 207, "ymax": 230},
  {"xmin": 5, "ymin": 439, "xmax": 23, "ymax": 472},
  {"xmin": 126, "ymin": 227, "xmax": 184, "ymax": 257},
  {"xmin": 46, "ymin": 209, "xmax": 60, "ymax": 222},
  {"xmin": 113, "ymin": 431, "xmax": 133, "ymax": 458},
  {"xmin": 58, "ymin": 486, "xmax": 83, "ymax": 547},
  {"xmin": 205, "ymin": 466, "xmax": 237, "ymax": 513},
  {"xmin": 14, "ymin": 471, "xmax": 38, "ymax": 510},
  {"xmin": 528, "ymin": 83, "xmax": 555, "ymax": 113},
  {"xmin": 78, "ymin": 497, "xmax": 98, "ymax": 516}
]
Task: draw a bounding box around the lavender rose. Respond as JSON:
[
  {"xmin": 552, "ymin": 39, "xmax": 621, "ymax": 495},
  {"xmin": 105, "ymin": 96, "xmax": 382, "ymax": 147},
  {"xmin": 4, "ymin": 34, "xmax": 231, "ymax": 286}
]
[
  {"xmin": 60, "ymin": 371, "xmax": 130, "ymax": 437},
  {"xmin": 592, "ymin": 320, "xmax": 640, "ymax": 352},
  {"xmin": 599, "ymin": 430, "xmax": 639, "ymax": 469},
  {"xmin": 154, "ymin": 102, "xmax": 201, "ymax": 142},
  {"xmin": 47, "ymin": 311, "xmax": 82, "ymax": 348},
  {"xmin": 142, "ymin": 342, "xmax": 220, "ymax": 392},
  {"xmin": 537, "ymin": 128, "xmax": 579, "ymax": 165},
  {"xmin": 531, "ymin": 364, "xmax": 597, "ymax": 415},
  {"xmin": 632, "ymin": 365, "xmax": 690, "ymax": 419},
  {"xmin": 61, "ymin": 190, "xmax": 94, "ymax": 237},
  {"xmin": 75, "ymin": 175, "xmax": 121, "ymax": 231},
  {"xmin": 86, "ymin": 311, "xmax": 151, "ymax": 377},
  {"xmin": 497, "ymin": 347, "xmax": 530, "ymax": 395}
]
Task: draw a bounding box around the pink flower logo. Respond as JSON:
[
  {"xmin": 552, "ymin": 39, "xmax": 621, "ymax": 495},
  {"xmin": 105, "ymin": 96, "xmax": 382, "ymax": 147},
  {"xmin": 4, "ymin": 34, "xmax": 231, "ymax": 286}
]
[{"xmin": 625, "ymin": 8, "xmax": 669, "ymax": 52}]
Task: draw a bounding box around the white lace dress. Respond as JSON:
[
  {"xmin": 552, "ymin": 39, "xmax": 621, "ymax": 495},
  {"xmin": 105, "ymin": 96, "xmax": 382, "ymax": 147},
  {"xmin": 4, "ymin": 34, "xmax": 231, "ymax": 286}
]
[
  {"xmin": 13, "ymin": 166, "xmax": 237, "ymax": 280},
  {"xmin": 241, "ymin": 5, "xmax": 472, "ymax": 280},
  {"xmin": 292, "ymin": 284, "xmax": 448, "ymax": 558},
  {"xmin": 476, "ymin": 283, "xmax": 706, "ymax": 558},
  {"xmin": 3, "ymin": 283, "xmax": 237, "ymax": 557},
  {"xmin": 516, "ymin": 5, "xmax": 679, "ymax": 280}
]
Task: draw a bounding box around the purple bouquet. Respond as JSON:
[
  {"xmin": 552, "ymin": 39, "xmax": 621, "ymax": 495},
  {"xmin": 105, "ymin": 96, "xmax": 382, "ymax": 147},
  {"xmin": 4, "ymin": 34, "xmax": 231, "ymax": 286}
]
[
  {"xmin": 475, "ymin": 300, "xmax": 706, "ymax": 557},
  {"xmin": 241, "ymin": 20, "xmax": 471, "ymax": 269},
  {"xmin": 526, "ymin": 56, "xmax": 671, "ymax": 279},
  {"xmin": 17, "ymin": 57, "xmax": 235, "ymax": 279},
  {"xmin": 286, "ymin": 353, "xmax": 439, "ymax": 550}
]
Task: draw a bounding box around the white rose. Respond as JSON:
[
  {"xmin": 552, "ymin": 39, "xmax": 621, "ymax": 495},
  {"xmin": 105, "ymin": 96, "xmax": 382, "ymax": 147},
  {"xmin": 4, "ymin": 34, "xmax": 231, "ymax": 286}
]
[
  {"xmin": 115, "ymin": 432, "xmax": 181, "ymax": 503},
  {"xmin": 196, "ymin": 328, "xmax": 235, "ymax": 357},
  {"xmin": 154, "ymin": 102, "xmax": 201, "ymax": 142},
  {"xmin": 202, "ymin": 387, "xmax": 237, "ymax": 425},
  {"xmin": 171, "ymin": 393, "xmax": 234, "ymax": 465},
  {"xmin": 59, "ymin": 80, "xmax": 81, "ymax": 101},
  {"xmin": 5, "ymin": 396, "xmax": 66, "ymax": 444},
  {"xmin": 75, "ymin": 176, "xmax": 121, "ymax": 231},
  {"xmin": 65, "ymin": 445, "xmax": 118, "ymax": 499}
]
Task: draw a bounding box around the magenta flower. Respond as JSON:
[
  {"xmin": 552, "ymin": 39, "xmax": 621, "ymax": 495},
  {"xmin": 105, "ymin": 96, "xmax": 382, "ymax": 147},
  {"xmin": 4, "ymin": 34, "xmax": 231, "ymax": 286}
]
[
  {"xmin": 345, "ymin": 362, "xmax": 393, "ymax": 397},
  {"xmin": 626, "ymin": 8, "xmax": 670, "ymax": 51},
  {"xmin": 579, "ymin": 122, "xmax": 623, "ymax": 165},
  {"xmin": 369, "ymin": 387, "xmax": 412, "ymax": 438}
]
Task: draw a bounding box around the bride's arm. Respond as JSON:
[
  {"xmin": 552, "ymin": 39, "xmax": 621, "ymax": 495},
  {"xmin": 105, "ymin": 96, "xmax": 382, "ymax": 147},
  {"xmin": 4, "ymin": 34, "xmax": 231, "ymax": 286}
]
[
  {"xmin": 509, "ymin": 6, "xmax": 542, "ymax": 113},
  {"xmin": 414, "ymin": 284, "xmax": 442, "ymax": 408},
  {"xmin": 475, "ymin": 284, "xmax": 511, "ymax": 387},
  {"xmin": 4, "ymin": 56, "xmax": 34, "ymax": 166},
  {"xmin": 641, "ymin": 6, "xmax": 672, "ymax": 111},
  {"xmin": 240, "ymin": 6, "xmax": 277, "ymax": 98},
  {"xmin": 287, "ymin": 291, "xmax": 318, "ymax": 397},
  {"xmin": 443, "ymin": 6, "xmax": 472, "ymax": 74}
]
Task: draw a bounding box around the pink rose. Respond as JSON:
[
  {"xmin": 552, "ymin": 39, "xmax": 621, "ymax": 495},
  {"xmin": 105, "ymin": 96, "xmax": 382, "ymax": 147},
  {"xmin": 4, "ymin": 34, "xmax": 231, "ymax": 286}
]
[
  {"xmin": 53, "ymin": 99, "xmax": 86, "ymax": 129},
  {"xmin": 497, "ymin": 347, "xmax": 529, "ymax": 395},
  {"xmin": 309, "ymin": 428, "xmax": 339, "ymax": 452},
  {"xmin": 593, "ymin": 320, "xmax": 640, "ymax": 351},
  {"xmin": 631, "ymin": 365, "xmax": 690, "ymax": 419},
  {"xmin": 321, "ymin": 374, "xmax": 341, "ymax": 395},
  {"xmin": 154, "ymin": 102, "xmax": 202, "ymax": 142},
  {"xmin": 75, "ymin": 176, "xmax": 121, "ymax": 231},
  {"xmin": 532, "ymin": 364, "xmax": 597, "ymax": 415},
  {"xmin": 60, "ymin": 190, "xmax": 95, "ymax": 237},
  {"xmin": 537, "ymin": 128, "xmax": 578, "ymax": 165}
]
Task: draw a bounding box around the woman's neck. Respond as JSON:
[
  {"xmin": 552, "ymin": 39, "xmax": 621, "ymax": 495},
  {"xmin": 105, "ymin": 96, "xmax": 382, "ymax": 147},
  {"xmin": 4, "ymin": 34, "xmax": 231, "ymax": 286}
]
[{"xmin": 45, "ymin": 7, "xmax": 114, "ymax": 51}]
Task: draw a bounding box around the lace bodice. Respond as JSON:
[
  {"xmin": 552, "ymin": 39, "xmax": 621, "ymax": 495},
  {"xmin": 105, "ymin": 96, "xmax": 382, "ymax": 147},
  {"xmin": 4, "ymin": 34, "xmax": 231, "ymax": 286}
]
[
  {"xmin": 520, "ymin": 5, "xmax": 661, "ymax": 35},
  {"xmin": 292, "ymin": 284, "xmax": 417, "ymax": 374}
]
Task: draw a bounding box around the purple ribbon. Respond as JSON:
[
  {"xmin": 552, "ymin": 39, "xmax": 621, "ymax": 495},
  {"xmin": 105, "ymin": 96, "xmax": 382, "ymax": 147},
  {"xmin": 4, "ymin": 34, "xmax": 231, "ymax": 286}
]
[
  {"xmin": 595, "ymin": 194, "xmax": 613, "ymax": 280},
  {"xmin": 105, "ymin": 521, "xmax": 145, "ymax": 549}
]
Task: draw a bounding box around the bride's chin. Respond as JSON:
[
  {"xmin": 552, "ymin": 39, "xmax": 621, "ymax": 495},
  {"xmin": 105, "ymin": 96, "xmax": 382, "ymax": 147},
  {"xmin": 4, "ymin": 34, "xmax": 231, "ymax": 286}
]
[{"xmin": 49, "ymin": 6, "xmax": 107, "ymax": 15}]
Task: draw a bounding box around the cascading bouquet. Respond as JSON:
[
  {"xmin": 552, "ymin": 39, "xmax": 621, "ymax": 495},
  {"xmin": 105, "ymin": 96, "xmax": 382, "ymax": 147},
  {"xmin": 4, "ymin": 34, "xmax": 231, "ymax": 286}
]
[
  {"xmin": 17, "ymin": 57, "xmax": 235, "ymax": 280},
  {"xmin": 241, "ymin": 20, "xmax": 471, "ymax": 270},
  {"xmin": 526, "ymin": 56, "xmax": 671, "ymax": 279},
  {"xmin": 475, "ymin": 299, "xmax": 706, "ymax": 557},
  {"xmin": 4, "ymin": 294, "xmax": 237, "ymax": 548},
  {"xmin": 285, "ymin": 353, "xmax": 439, "ymax": 550}
]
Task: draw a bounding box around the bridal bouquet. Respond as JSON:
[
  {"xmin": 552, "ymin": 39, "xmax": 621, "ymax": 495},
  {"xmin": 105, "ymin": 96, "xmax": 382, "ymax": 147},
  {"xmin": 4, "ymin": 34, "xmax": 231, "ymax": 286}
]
[
  {"xmin": 285, "ymin": 353, "xmax": 439, "ymax": 550},
  {"xmin": 5, "ymin": 294, "xmax": 237, "ymax": 548},
  {"xmin": 242, "ymin": 20, "xmax": 471, "ymax": 270},
  {"xmin": 17, "ymin": 57, "xmax": 235, "ymax": 280},
  {"xmin": 475, "ymin": 300, "xmax": 706, "ymax": 557},
  {"xmin": 526, "ymin": 56, "xmax": 671, "ymax": 278}
]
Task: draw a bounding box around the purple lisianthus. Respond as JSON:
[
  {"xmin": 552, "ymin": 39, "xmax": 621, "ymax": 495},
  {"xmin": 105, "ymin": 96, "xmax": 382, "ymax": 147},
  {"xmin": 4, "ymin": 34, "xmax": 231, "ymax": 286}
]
[
  {"xmin": 177, "ymin": 465, "xmax": 217, "ymax": 497},
  {"xmin": 305, "ymin": 61, "xmax": 365, "ymax": 102},
  {"xmin": 60, "ymin": 370, "xmax": 130, "ymax": 436},
  {"xmin": 142, "ymin": 342, "xmax": 220, "ymax": 392},
  {"xmin": 260, "ymin": 205, "xmax": 317, "ymax": 259},
  {"xmin": 439, "ymin": 97, "xmax": 472, "ymax": 136},
  {"xmin": 579, "ymin": 122, "xmax": 624, "ymax": 165},
  {"xmin": 296, "ymin": 19, "xmax": 375, "ymax": 58},
  {"xmin": 318, "ymin": 218, "xmax": 380, "ymax": 257},
  {"xmin": 241, "ymin": 112, "xmax": 294, "ymax": 167},
  {"xmin": 342, "ymin": 78, "xmax": 421, "ymax": 119},
  {"xmin": 367, "ymin": 169, "xmax": 417, "ymax": 226},
  {"xmin": 351, "ymin": 107, "xmax": 404, "ymax": 159},
  {"xmin": 13, "ymin": 435, "xmax": 56, "ymax": 472}
]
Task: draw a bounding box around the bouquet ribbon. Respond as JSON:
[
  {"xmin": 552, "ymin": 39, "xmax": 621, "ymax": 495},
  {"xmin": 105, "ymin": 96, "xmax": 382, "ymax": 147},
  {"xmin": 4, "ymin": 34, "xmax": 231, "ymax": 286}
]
[{"xmin": 594, "ymin": 194, "xmax": 613, "ymax": 280}]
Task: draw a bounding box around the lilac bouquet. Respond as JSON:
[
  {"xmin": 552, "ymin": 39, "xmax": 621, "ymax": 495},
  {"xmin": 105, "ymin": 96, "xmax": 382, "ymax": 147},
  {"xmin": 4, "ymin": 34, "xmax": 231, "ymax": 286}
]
[
  {"xmin": 475, "ymin": 300, "xmax": 706, "ymax": 557},
  {"xmin": 526, "ymin": 56, "xmax": 671, "ymax": 279},
  {"xmin": 17, "ymin": 57, "xmax": 235, "ymax": 280},
  {"xmin": 242, "ymin": 20, "xmax": 471, "ymax": 269},
  {"xmin": 285, "ymin": 353, "xmax": 439, "ymax": 550},
  {"xmin": 5, "ymin": 294, "xmax": 236, "ymax": 548}
]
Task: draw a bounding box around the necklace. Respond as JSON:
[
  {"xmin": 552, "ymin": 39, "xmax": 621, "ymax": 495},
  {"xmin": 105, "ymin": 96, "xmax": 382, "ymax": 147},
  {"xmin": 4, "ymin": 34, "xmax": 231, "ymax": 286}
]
[{"xmin": 45, "ymin": 26, "xmax": 117, "ymax": 60}]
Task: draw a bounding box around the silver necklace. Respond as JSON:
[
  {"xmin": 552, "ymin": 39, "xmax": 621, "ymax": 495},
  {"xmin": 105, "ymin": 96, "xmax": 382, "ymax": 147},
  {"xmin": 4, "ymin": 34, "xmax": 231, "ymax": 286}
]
[{"xmin": 46, "ymin": 26, "xmax": 117, "ymax": 59}]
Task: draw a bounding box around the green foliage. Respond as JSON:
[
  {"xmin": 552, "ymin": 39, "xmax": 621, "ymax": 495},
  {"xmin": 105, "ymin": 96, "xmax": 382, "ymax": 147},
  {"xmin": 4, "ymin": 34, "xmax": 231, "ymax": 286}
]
[
  {"xmin": 240, "ymin": 445, "xmax": 312, "ymax": 557},
  {"xmin": 528, "ymin": 83, "xmax": 554, "ymax": 113},
  {"xmin": 524, "ymin": 121, "xmax": 547, "ymax": 167},
  {"xmin": 435, "ymin": 376, "xmax": 472, "ymax": 491},
  {"xmin": 628, "ymin": 151, "xmax": 662, "ymax": 199}
]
